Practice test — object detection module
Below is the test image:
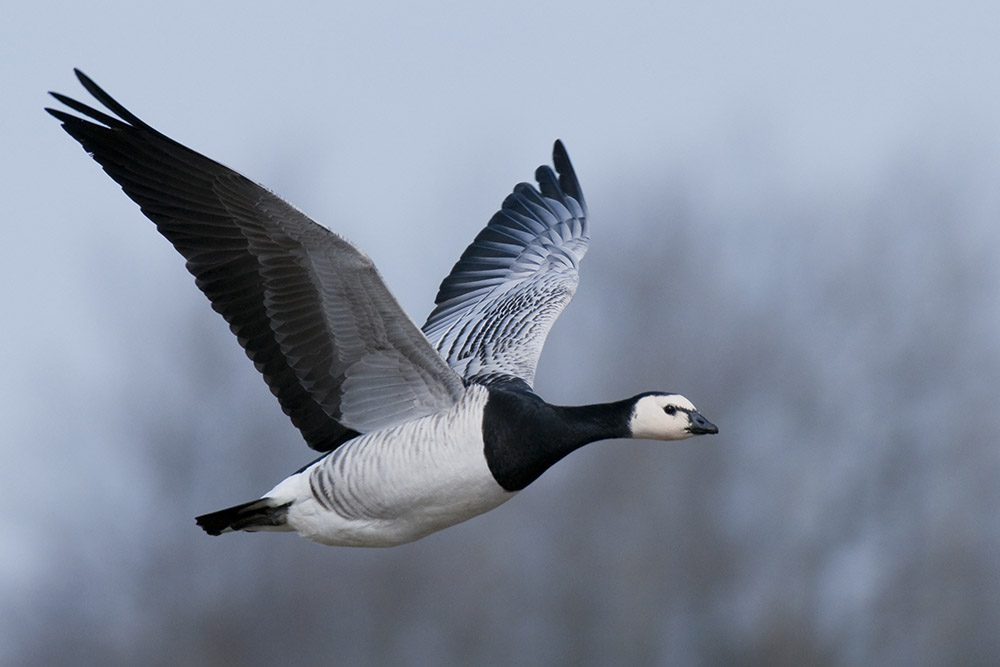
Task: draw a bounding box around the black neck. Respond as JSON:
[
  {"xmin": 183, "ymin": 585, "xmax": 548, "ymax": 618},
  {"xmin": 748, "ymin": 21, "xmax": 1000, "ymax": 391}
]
[{"xmin": 482, "ymin": 388, "xmax": 634, "ymax": 491}]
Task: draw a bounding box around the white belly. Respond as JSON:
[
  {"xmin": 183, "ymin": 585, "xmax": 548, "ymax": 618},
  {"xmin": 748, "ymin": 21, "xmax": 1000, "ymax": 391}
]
[{"xmin": 266, "ymin": 385, "xmax": 515, "ymax": 546}]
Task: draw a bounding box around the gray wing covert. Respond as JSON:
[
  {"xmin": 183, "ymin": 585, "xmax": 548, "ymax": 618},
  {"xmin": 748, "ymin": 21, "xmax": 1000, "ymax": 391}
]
[{"xmin": 422, "ymin": 141, "xmax": 589, "ymax": 388}]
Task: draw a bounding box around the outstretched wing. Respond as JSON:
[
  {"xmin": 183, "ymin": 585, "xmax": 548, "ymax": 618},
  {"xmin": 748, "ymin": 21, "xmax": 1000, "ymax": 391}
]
[
  {"xmin": 47, "ymin": 70, "xmax": 465, "ymax": 451},
  {"xmin": 422, "ymin": 141, "xmax": 588, "ymax": 388}
]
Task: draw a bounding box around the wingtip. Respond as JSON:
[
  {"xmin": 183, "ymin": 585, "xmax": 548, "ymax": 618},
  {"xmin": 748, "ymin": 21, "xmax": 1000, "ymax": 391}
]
[
  {"xmin": 73, "ymin": 68, "xmax": 106, "ymax": 101},
  {"xmin": 551, "ymin": 139, "xmax": 573, "ymax": 174},
  {"xmin": 549, "ymin": 139, "xmax": 586, "ymax": 214},
  {"xmin": 72, "ymin": 68, "xmax": 97, "ymax": 94},
  {"xmin": 52, "ymin": 68, "xmax": 152, "ymax": 132},
  {"xmin": 48, "ymin": 91, "xmax": 73, "ymax": 106}
]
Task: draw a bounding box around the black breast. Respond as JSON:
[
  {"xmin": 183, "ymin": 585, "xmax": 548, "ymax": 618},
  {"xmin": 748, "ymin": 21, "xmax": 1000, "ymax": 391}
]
[{"xmin": 481, "ymin": 384, "xmax": 629, "ymax": 491}]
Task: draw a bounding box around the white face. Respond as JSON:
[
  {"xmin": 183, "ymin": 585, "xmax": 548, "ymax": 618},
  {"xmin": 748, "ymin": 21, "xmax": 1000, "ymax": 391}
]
[{"xmin": 628, "ymin": 394, "xmax": 716, "ymax": 441}]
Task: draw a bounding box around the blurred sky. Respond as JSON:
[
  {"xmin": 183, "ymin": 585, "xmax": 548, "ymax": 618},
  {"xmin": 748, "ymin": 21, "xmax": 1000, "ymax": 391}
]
[{"xmin": 4, "ymin": 1, "xmax": 1000, "ymax": 664}]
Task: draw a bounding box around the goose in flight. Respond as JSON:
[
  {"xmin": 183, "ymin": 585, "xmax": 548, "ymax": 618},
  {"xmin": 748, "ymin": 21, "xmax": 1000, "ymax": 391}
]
[{"xmin": 47, "ymin": 70, "xmax": 717, "ymax": 547}]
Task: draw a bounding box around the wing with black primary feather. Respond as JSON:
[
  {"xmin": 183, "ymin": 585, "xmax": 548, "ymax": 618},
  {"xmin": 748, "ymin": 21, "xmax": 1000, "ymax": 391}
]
[
  {"xmin": 47, "ymin": 70, "xmax": 465, "ymax": 452},
  {"xmin": 422, "ymin": 141, "xmax": 589, "ymax": 388}
]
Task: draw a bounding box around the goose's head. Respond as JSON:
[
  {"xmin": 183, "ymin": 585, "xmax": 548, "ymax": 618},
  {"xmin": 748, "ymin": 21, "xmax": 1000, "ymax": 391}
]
[{"xmin": 628, "ymin": 393, "xmax": 718, "ymax": 441}]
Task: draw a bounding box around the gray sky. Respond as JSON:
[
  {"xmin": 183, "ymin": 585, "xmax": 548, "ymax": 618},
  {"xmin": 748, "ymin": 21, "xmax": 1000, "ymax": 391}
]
[{"xmin": 4, "ymin": 2, "xmax": 1000, "ymax": 664}]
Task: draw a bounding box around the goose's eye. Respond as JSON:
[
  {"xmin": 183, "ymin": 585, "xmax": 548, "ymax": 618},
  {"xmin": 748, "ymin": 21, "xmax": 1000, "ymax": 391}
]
[{"xmin": 664, "ymin": 405, "xmax": 677, "ymax": 416}]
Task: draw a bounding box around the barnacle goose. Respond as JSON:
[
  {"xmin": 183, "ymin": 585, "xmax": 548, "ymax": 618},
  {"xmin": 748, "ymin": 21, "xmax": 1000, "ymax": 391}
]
[{"xmin": 47, "ymin": 70, "xmax": 717, "ymax": 547}]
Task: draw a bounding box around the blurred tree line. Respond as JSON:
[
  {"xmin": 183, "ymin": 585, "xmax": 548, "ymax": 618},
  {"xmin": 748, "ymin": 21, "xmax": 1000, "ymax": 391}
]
[{"xmin": 9, "ymin": 149, "xmax": 999, "ymax": 667}]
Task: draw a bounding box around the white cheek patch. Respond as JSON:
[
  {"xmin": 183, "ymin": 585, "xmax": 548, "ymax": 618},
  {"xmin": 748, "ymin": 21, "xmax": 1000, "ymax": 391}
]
[
  {"xmin": 629, "ymin": 398, "xmax": 657, "ymax": 440},
  {"xmin": 629, "ymin": 394, "xmax": 697, "ymax": 441}
]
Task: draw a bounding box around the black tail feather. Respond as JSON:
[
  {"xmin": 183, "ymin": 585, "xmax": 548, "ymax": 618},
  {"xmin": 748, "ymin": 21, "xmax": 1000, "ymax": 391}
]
[{"xmin": 195, "ymin": 499, "xmax": 291, "ymax": 536}]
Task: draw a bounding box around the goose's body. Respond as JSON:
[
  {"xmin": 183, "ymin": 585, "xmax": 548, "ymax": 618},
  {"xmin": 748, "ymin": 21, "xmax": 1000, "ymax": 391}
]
[
  {"xmin": 48, "ymin": 70, "xmax": 717, "ymax": 547},
  {"xmin": 268, "ymin": 385, "xmax": 506, "ymax": 547}
]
